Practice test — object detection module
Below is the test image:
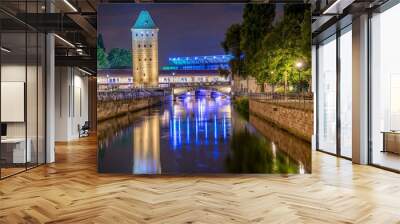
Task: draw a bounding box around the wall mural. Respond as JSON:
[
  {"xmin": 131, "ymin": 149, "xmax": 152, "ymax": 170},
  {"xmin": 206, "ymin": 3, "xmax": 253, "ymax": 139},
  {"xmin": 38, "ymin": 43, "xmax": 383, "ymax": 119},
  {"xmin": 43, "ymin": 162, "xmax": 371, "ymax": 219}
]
[{"xmin": 97, "ymin": 3, "xmax": 312, "ymax": 174}]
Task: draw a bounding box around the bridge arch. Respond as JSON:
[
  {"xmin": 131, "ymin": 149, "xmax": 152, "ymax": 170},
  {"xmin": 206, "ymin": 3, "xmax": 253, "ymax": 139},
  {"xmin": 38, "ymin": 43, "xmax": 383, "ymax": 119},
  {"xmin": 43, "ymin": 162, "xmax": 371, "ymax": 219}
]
[{"xmin": 172, "ymin": 85, "xmax": 231, "ymax": 97}]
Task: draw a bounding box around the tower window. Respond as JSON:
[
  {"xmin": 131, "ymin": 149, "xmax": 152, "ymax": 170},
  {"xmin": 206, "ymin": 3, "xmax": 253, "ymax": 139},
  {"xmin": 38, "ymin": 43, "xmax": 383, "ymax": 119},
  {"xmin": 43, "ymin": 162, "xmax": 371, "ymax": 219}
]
[
  {"xmin": 152, "ymin": 33, "xmax": 154, "ymax": 36},
  {"xmin": 144, "ymin": 45, "xmax": 146, "ymax": 48},
  {"xmin": 139, "ymin": 58, "xmax": 141, "ymax": 61},
  {"xmin": 149, "ymin": 58, "xmax": 152, "ymax": 61},
  {"xmin": 144, "ymin": 58, "xmax": 147, "ymax": 61},
  {"xmin": 136, "ymin": 33, "xmax": 138, "ymax": 36},
  {"xmin": 149, "ymin": 44, "xmax": 152, "ymax": 48},
  {"xmin": 138, "ymin": 44, "xmax": 141, "ymax": 48}
]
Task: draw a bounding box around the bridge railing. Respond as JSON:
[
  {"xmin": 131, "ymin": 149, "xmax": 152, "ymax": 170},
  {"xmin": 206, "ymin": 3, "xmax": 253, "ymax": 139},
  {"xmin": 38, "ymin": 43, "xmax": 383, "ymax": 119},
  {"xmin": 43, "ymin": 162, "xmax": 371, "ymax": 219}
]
[
  {"xmin": 160, "ymin": 81, "xmax": 231, "ymax": 88},
  {"xmin": 97, "ymin": 87, "xmax": 172, "ymax": 102},
  {"xmin": 248, "ymin": 92, "xmax": 313, "ymax": 111}
]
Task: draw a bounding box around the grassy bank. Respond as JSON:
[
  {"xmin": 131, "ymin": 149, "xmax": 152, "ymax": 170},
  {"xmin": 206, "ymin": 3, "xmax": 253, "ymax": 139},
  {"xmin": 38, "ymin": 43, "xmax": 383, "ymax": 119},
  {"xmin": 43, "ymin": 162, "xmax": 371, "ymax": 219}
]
[{"xmin": 233, "ymin": 97, "xmax": 249, "ymax": 119}]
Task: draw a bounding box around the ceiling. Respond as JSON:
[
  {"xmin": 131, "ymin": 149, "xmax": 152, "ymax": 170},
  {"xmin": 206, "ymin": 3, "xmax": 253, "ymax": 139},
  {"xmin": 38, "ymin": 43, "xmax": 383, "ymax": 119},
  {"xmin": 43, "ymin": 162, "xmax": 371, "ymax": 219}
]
[{"xmin": 1, "ymin": 0, "xmax": 380, "ymax": 73}]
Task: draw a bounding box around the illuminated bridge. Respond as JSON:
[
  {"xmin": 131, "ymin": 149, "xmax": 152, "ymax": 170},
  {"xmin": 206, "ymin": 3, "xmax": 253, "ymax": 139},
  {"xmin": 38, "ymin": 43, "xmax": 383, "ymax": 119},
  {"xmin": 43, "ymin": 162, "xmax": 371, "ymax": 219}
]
[
  {"xmin": 161, "ymin": 54, "xmax": 233, "ymax": 71},
  {"xmin": 97, "ymin": 54, "xmax": 233, "ymax": 95},
  {"xmin": 159, "ymin": 54, "xmax": 232, "ymax": 95}
]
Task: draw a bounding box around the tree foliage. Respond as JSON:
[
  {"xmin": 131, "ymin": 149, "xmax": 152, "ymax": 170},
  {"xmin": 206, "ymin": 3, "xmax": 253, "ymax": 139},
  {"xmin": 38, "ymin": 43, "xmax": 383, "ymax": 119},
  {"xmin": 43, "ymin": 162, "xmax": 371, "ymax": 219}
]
[
  {"xmin": 97, "ymin": 47, "xmax": 109, "ymax": 69},
  {"xmin": 240, "ymin": 4, "xmax": 275, "ymax": 77},
  {"xmin": 97, "ymin": 33, "xmax": 132, "ymax": 69},
  {"xmin": 97, "ymin": 33, "xmax": 109, "ymax": 69},
  {"xmin": 97, "ymin": 33, "xmax": 106, "ymax": 51},
  {"xmin": 221, "ymin": 4, "xmax": 311, "ymax": 92},
  {"xmin": 221, "ymin": 24, "xmax": 244, "ymax": 78},
  {"xmin": 255, "ymin": 5, "xmax": 311, "ymax": 91},
  {"xmin": 217, "ymin": 67, "xmax": 230, "ymax": 78},
  {"xmin": 107, "ymin": 48, "xmax": 132, "ymax": 69}
]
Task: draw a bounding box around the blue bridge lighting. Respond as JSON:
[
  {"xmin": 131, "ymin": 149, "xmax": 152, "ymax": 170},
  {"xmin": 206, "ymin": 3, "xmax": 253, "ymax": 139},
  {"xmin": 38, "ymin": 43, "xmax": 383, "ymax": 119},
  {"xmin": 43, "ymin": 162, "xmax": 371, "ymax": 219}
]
[{"xmin": 161, "ymin": 54, "xmax": 234, "ymax": 71}]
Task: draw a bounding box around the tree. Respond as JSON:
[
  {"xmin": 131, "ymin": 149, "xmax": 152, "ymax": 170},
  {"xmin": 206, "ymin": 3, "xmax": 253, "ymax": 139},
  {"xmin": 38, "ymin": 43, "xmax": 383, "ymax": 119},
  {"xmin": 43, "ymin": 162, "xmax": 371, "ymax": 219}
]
[
  {"xmin": 97, "ymin": 47, "xmax": 109, "ymax": 69},
  {"xmin": 107, "ymin": 48, "xmax": 132, "ymax": 68},
  {"xmin": 240, "ymin": 4, "xmax": 275, "ymax": 76},
  {"xmin": 221, "ymin": 23, "xmax": 243, "ymax": 77},
  {"xmin": 220, "ymin": 4, "xmax": 311, "ymax": 93},
  {"xmin": 97, "ymin": 33, "xmax": 106, "ymax": 51},
  {"xmin": 217, "ymin": 66, "xmax": 230, "ymax": 78},
  {"xmin": 221, "ymin": 23, "xmax": 246, "ymax": 91},
  {"xmin": 250, "ymin": 4, "xmax": 311, "ymax": 93}
]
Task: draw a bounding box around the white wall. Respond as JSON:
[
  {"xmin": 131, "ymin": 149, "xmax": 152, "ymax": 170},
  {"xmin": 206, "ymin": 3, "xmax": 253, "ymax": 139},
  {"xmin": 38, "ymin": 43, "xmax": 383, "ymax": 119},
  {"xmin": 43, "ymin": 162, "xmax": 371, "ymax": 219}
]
[
  {"xmin": 1, "ymin": 64, "xmax": 42, "ymax": 138},
  {"xmin": 1, "ymin": 63, "xmax": 46, "ymax": 164},
  {"xmin": 1, "ymin": 64, "xmax": 26, "ymax": 138},
  {"xmin": 55, "ymin": 67, "xmax": 89, "ymax": 141}
]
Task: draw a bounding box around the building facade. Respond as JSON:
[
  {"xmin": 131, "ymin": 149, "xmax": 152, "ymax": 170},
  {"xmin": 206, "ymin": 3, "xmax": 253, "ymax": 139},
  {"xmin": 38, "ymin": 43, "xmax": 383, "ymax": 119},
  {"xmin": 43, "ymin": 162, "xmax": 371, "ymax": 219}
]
[{"xmin": 131, "ymin": 10, "xmax": 159, "ymax": 87}]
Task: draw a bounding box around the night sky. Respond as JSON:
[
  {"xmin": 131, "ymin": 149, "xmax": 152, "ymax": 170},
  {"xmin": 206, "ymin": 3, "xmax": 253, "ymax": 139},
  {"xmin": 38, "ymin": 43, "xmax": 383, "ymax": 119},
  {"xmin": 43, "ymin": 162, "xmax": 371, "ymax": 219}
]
[{"xmin": 98, "ymin": 4, "xmax": 245, "ymax": 67}]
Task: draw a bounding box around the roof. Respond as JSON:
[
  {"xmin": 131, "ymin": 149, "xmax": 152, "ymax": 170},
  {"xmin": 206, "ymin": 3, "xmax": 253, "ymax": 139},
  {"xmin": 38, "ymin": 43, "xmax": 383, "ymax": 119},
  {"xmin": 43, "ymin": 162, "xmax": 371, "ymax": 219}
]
[
  {"xmin": 159, "ymin": 70, "xmax": 220, "ymax": 76},
  {"xmin": 97, "ymin": 68, "xmax": 132, "ymax": 76},
  {"xmin": 132, "ymin": 10, "xmax": 157, "ymax": 29},
  {"xmin": 169, "ymin": 54, "xmax": 234, "ymax": 65}
]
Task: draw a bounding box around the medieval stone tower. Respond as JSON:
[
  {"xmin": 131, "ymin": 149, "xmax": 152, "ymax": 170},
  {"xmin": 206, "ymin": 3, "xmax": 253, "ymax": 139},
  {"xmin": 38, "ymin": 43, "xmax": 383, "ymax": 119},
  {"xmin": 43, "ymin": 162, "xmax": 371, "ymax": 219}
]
[{"xmin": 131, "ymin": 10, "xmax": 159, "ymax": 87}]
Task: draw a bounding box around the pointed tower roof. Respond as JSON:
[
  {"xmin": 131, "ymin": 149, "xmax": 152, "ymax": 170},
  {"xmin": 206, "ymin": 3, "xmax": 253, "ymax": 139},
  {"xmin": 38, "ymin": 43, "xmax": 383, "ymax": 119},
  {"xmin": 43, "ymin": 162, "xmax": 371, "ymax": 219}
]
[{"xmin": 132, "ymin": 10, "xmax": 157, "ymax": 29}]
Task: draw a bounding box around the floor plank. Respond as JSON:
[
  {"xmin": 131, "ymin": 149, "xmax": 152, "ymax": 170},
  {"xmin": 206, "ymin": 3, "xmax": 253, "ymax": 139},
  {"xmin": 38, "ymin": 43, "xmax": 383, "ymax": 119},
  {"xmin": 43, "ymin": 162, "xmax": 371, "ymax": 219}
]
[{"xmin": 0, "ymin": 135, "xmax": 400, "ymax": 223}]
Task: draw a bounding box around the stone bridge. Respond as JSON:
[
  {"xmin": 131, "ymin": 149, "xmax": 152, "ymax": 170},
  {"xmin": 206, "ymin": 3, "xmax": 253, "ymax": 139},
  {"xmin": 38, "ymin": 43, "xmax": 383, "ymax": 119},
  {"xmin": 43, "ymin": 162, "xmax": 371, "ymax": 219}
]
[{"xmin": 167, "ymin": 82, "xmax": 232, "ymax": 96}]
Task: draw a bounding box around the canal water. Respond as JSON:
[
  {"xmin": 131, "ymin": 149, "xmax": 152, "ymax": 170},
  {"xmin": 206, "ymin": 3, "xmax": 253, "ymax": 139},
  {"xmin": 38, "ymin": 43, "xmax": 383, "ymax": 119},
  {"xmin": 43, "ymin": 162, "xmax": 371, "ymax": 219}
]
[{"xmin": 98, "ymin": 94, "xmax": 311, "ymax": 174}]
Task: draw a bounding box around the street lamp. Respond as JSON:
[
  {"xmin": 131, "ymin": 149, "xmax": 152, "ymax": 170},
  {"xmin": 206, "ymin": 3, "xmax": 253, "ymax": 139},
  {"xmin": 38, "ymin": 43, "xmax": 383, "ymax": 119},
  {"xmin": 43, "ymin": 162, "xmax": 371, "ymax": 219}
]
[
  {"xmin": 295, "ymin": 61, "xmax": 304, "ymax": 101},
  {"xmin": 296, "ymin": 61, "xmax": 303, "ymax": 69},
  {"xmin": 295, "ymin": 61, "xmax": 303, "ymax": 92}
]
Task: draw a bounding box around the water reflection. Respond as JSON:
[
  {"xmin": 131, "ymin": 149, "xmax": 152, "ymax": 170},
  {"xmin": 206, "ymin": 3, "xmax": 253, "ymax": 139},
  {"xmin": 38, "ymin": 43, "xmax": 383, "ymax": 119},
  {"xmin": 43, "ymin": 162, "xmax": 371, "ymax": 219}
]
[
  {"xmin": 98, "ymin": 93, "xmax": 311, "ymax": 174},
  {"xmin": 168, "ymin": 96, "xmax": 231, "ymax": 150},
  {"xmin": 249, "ymin": 115, "xmax": 311, "ymax": 173},
  {"xmin": 226, "ymin": 129, "xmax": 300, "ymax": 173},
  {"xmin": 133, "ymin": 115, "xmax": 161, "ymax": 174}
]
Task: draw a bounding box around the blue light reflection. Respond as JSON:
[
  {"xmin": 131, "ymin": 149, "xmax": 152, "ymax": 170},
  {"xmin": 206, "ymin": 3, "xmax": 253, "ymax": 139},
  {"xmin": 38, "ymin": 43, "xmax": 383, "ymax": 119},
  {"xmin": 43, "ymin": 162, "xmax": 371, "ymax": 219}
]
[{"xmin": 169, "ymin": 90, "xmax": 230, "ymax": 150}]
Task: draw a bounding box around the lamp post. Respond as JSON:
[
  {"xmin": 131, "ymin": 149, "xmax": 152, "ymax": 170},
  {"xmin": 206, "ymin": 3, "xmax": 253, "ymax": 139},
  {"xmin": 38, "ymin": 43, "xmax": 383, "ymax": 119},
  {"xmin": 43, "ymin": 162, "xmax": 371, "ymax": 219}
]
[
  {"xmin": 295, "ymin": 61, "xmax": 304, "ymax": 103},
  {"xmin": 295, "ymin": 61, "xmax": 303, "ymax": 93}
]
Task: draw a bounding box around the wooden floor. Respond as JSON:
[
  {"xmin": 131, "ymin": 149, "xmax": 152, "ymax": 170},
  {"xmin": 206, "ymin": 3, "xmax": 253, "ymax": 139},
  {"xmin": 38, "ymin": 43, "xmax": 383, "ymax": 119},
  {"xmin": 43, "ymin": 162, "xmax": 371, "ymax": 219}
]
[{"xmin": 1, "ymin": 136, "xmax": 400, "ymax": 223}]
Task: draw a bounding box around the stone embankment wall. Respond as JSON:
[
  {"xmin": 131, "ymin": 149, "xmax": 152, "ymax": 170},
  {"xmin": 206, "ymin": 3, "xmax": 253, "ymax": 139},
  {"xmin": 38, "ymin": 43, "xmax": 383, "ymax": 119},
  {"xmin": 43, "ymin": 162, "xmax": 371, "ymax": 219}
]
[
  {"xmin": 249, "ymin": 99, "xmax": 313, "ymax": 142},
  {"xmin": 249, "ymin": 115, "xmax": 311, "ymax": 172},
  {"xmin": 97, "ymin": 96, "xmax": 170, "ymax": 121}
]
